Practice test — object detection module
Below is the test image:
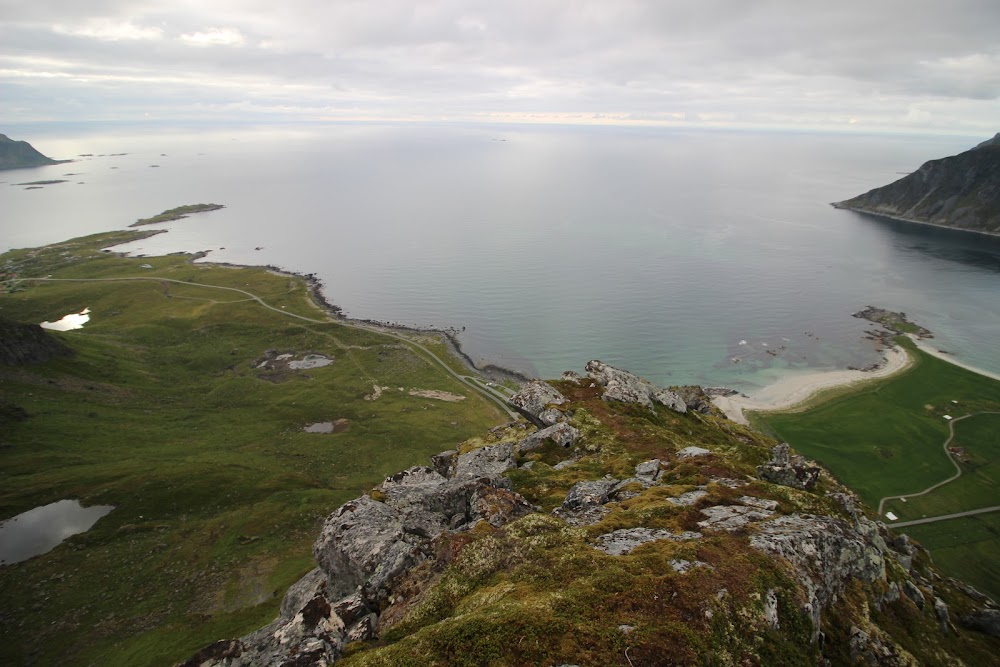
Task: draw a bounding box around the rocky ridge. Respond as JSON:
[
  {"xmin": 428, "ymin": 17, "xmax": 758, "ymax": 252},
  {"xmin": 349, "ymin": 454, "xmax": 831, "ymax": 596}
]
[
  {"xmin": 833, "ymin": 133, "xmax": 1000, "ymax": 235},
  {"xmin": 184, "ymin": 362, "xmax": 1000, "ymax": 667}
]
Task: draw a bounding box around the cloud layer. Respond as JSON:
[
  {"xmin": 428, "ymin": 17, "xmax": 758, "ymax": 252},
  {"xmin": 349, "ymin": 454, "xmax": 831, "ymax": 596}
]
[{"xmin": 1, "ymin": 0, "xmax": 998, "ymax": 133}]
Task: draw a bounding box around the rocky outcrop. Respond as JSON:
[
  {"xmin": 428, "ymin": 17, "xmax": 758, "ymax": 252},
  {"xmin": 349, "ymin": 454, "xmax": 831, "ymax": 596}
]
[
  {"xmin": 515, "ymin": 422, "xmax": 580, "ymax": 452},
  {"xmin": 756, "ymin": 443, "xmax": 820, "ymax": 490},
  {"xmin": 0, "ymin": 317, "xmax": 74, "ymax": 365},
  {"xmin": 750, "ymin": 514, "xmax": 888, "ymax": 640},
  {"xmin": 584, "ymin": 360, "xmax": 687, "ymax": 413},
  {"xmin": 507, "ymin": 381, "xmax": 568, "ymax": 426},
  {"xmin": 960, "ymin": 608, "xmax": 1000, "ymax": 638},
  {"xmin": 833, "ymin": 134, "xmax": 1000, "ymax": 234},
  {"xmin": 188, "ymin": 445, "xmax": 533, "ymax": 666}
]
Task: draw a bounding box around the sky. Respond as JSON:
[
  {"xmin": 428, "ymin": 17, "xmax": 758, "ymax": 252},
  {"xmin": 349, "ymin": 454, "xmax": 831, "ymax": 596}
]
[{"xmin": 1, "ymin": 0, "xmax": 998, "ymax": 135}]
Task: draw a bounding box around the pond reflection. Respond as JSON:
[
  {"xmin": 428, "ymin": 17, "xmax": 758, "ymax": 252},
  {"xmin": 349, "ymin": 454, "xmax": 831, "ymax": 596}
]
[{"xmin": 0, "ymin": 499, "xmax": 114, "ymax": 565}]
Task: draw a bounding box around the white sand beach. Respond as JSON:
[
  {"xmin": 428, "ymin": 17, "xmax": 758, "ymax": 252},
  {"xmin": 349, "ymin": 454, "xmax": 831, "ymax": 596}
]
[
  {"xmin": 714, "ymin": 336, "xmax": 1000, "ymax": 425},
  {"xmin": 712, "ymin": 346, "xmax": 913, "ymax": 425}
]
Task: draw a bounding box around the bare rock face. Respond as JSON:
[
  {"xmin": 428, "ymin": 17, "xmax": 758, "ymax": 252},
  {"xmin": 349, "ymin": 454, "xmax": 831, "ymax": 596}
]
[
  {"xmin": 187, "ymin": 445, "xmax": 532, "ymax": 666},
  {"xmin": 508, "ymin": 381, "xmax": 567, "ymax": 426},
  {"xmin": 756, "ymin": 443, "xmax": 820, "ymax": 490},
  {"xmin": 584, "ymin": 360, "xmax": 687, "ymax": 413},
  {"xmin": 750, "ymin": 514, "xmax": 887, "ymax": 641}
]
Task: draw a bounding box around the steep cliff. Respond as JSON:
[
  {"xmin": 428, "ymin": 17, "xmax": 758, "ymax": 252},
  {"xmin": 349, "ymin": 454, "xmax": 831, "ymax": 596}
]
[
  {"xmin": 184, "ymin": 363, "xmax": 1000, "ymax": 667},
  {"xmin": 833, "ymin": 134, "xmax": 1000, "ymax": 235},
  {"xmin": 0, "ymin": 134, "xmax": 64, "ymax": 170}
]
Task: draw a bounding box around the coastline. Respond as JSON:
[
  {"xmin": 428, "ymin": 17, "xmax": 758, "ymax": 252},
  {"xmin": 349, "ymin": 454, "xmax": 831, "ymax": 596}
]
[
  {"xmin": 713, "ymin": 346, "xmax": 913, "ymax": 425},
  {"xmin": 714, "ymin": 336, "xmax": 1000, "ymax": 425},
  {"xmin": 831, "ymin": 203, "xmax": 1000, "ymax": 238}
]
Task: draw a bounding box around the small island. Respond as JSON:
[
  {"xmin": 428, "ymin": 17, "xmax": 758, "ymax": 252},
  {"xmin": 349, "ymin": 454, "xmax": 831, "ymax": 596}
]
[{"xmin": 130, "ymin": 203, "xmax": 225, "ymax": 227}]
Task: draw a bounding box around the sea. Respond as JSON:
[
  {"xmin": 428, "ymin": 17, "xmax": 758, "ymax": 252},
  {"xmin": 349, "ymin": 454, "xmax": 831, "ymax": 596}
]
[{"xmin": 3, "ymin": 122, "xmax": 999, "ymax": 392}]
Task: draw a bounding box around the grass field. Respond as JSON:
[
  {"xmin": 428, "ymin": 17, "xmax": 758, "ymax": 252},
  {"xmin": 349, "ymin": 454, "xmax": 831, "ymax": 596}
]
[
  {"xmin": 751, "ymin": 337, "xmax": 1000, "ymax": 601},
  {"xmin": 0, "ymin": 231, "xmax": 507, "ymax": 666},
  {"xmin": 899, "ymin": 513, "xmax": 1000, "ymax": 601}
]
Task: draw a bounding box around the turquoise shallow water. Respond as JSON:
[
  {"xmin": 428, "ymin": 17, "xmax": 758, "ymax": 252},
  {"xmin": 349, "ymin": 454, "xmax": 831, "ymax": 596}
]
[{"xmin": 3, "ymin": 122, "xmax": 999, "ymax": 390}]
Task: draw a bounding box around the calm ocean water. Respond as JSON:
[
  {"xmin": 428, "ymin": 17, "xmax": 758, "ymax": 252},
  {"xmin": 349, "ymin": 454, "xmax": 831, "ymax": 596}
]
[{"xmin": 3, "ymin": 122, "xmax": 999, "ymax": 390}]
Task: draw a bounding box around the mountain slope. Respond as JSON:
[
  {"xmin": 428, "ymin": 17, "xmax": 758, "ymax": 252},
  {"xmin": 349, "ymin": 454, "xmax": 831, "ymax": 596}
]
[
  {"xmin": 833, "ymin": 133, "xmax": 1000, "ymax": 235},
  {"xmin": 0, "ymin": 134, "xmax": 64, "ymax": 170}
]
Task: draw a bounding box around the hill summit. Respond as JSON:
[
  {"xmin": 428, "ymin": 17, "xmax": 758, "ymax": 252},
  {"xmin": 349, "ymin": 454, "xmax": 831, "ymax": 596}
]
[
  {"xmin": 833, "ymin": 134, "xmax": 1000, "ymax": 235},
  {"xmin": 0, "ymin": 134, "xmax": 65, "ymax": 170}
]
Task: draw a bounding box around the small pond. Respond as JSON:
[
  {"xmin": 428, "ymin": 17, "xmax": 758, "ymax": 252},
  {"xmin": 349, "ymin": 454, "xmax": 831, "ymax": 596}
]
[
  {"xmin": 0, "ymin": 499, "xmax": 115, "ymax": 565},
  {"xmin": 40, "ymin": 307, "xmax": 91, "ymax": 331}
]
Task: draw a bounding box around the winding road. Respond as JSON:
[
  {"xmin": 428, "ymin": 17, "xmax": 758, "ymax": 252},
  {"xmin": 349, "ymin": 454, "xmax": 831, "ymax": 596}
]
[
  {"xmin": 878, "ymin": 411, "xmax": 1000, "ymax": 525},
  {"xmin": 15, "ymin": 276, "xmax": 520, "ymax": 420}
]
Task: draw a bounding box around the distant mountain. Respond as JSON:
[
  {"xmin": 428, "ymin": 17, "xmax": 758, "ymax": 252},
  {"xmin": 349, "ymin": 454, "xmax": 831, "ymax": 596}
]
[
  {"xmin": 833, "ymin": 133, "xmax": 1000, "ymax": 235},
  {"xmin": 0, "ymin": 134, "xmax": 66, "ymax": 170}
]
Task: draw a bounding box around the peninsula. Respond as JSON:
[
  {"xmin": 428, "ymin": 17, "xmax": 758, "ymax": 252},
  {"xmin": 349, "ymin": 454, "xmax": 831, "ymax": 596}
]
[
  {"xmin": 130, "ymin": 203, "xmax": 225, "ymax": 227},
  {"xmin": 833, "ymin": 132, "xmax": 1000, "ymax": 235},
  {"xmin": 0, "ymin": 134, "xmax": 67, "ymax": 170}
]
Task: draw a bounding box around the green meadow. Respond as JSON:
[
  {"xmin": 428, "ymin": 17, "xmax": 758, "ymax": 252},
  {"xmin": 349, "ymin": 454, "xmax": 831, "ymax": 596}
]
[
  {"xmin": 0, "ymin": 230, "xmax": 507, "ymax": 666},
  {"xmin": 752, "ymin": 337, "xmax": 1000, "ymax": 600}
]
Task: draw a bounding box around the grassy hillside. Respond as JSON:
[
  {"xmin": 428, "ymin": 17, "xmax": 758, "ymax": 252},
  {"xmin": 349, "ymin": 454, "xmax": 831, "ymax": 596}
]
[
  {"xmin": 0, "ymin": 231, "xmax": 506, "ymax": 666},
  {"xmin": 752, "ymin": 338, "xmax": 1000, "ymax": 599}
]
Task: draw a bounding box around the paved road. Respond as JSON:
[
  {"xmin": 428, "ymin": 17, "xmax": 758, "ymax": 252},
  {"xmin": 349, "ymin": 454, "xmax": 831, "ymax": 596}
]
[
  {"xmin": 890, "ymin": 505, "xmax": 1000, "ymax": 528},
  {"xmin": 16, "ymin": 276, "xmax": 520, "ymax": 420},
  {"xmin": 877, "ymin": 411, "xmax": 1000, "ymax": 516}
]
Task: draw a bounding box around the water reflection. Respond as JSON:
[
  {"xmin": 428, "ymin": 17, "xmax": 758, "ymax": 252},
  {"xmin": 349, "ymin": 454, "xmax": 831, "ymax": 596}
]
[
  {"xmin": 0, "ymin": 500, "xmax": 114, "ymax": 565},
  {"xmin": 40, "ymin": 307, "xmax": 91, "ymax": 331}
]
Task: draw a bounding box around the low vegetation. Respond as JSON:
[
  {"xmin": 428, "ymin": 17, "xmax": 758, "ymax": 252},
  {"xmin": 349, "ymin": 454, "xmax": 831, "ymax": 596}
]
[{"xmin": 0, "ymin": 231, "xmax": 505, "ymax": 666}]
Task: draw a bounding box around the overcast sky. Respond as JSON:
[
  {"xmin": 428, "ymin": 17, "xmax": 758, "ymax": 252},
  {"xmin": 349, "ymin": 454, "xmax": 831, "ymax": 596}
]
[{"xmin": 1, "ymin": 0, "xmax": 998, "ymax": 134}]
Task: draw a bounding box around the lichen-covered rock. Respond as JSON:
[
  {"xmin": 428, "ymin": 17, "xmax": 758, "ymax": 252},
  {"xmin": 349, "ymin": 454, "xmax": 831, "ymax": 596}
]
[
  {"xmin": 453, "ymin": 443, "xmax": 516, "ymax": 479},
  {"xmin": 508, "ymin": 380, "xmax": 567, "ymax": 426},
  {"xmin": 677, "ymin": 446, "xmax": 712, "ymax": 459},
  {"xmin": 652, "ymin": 388, "xmax": 687, "ymax": 413},
  {"xmin": 757, "ymin": 443, "xmax": 820, "ymax": 490},
  {"xmin": 515, "ymin": 422, "xmax": 580, "ymax": 452},
  {"xmin": 593, "ymin": 527, "xmax": 702, "ymax": 555},
  {"xmin": 634, "ymin": 459, "xmax": 661, "ymax": 483},
  {"xmin": 668, "ymin": 488, "xmax": 709, "ymax": 507},
  {"xmin": 750, "ymin": 514, "xmax": 887, "ymax": 641},
  {"xmin": 554, "ymin": 478, "xmax": 619, "ymax": 525},
  {"xmin": 429, "ymin": 449, "xmax": 457, "ymax": 478},
  {"xmin": 697, "ymin": 504, "xmax": 773, "ymax": 530},
  {"xmin": 584, "ymin": 360, "xmax": 687, "ymax": 413},
  {"xmin": 738, "ymin": 495, "xmax": 779, "ymax": 512}
]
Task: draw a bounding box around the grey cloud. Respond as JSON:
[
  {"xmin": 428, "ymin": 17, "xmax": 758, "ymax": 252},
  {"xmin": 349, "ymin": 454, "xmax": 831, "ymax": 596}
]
[{"xmin": 0, "ymin": 0, "xmax": 997, "ymax": 131}]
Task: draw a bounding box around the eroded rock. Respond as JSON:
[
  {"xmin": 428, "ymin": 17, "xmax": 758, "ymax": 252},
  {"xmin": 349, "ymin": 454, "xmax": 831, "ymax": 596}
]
[
  {"xmin": 584, "ymin": 360, "xmax": 687, "ymax": 413},
  {"xmin": 757, "ymin": 443, "xmax": 820, "ymax": 490},
  {"xmin": 515, "ymin": 422, "xmax": 580, "ymax": 453},
  {"xmin": 697, "ymin": 504, "xmax": 773, "ymax": 530},
  {"xmin": 508, "ymin": 381, "xmax": 567, "ymax": 426}
]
